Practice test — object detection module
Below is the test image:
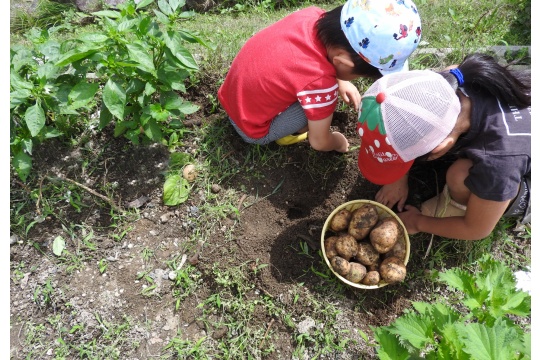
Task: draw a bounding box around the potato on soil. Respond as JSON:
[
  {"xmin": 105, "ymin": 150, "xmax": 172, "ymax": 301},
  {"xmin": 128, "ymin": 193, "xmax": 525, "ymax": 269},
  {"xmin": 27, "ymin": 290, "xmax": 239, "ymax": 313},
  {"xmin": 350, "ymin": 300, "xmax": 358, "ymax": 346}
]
[
  {"xmin": 354, "ymin": 242, "xmax": 380, "ymax": 266},
  {"xmin": 330, "ymin": 256, "xmax": 351, "ymax": 277},
  {"xmin": 330, "ymin": 209, "xmax": 352, "ymax": 232},
  {"xmin": 361, "ymin": 271, "xmax": 380, "ymax": 286},
  {"xmin": 370, "ymin": 217, "xmax": 402, "ymax": 253},
  {"xmin": 348, "ymin": 204, "xmax": 379, "ymax": 240},
  {"xmin": 324, "ymin": 236, "xmax": 339, "ymax": 259},
  {"xmin": 345, "ymin": 262, "xmax": 367, "ymax": 283},
  {"xmin": 379, "ymin": 256, "xmax": 407, "ymax": 284},
  {"xmin": 334, "ymin": 234, "xmax": 358, "ymax": 261}
]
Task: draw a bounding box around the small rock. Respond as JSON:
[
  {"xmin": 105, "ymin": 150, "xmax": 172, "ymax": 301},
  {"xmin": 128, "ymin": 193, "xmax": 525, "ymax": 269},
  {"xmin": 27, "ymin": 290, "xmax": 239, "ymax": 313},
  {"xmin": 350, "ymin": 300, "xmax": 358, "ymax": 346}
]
[
  {"xmin": 160, "ymin": 212, "xmax": 173, "ymax": 223},
  {"xmin": 168, "ymin": 271, "xmax": 177, "ymax": 281},
  {"xmin": 211, "ymin": 184, "xmax": 221, "ymax": 193},
  {"xmin": 10, "ymin": 234, "xmax": 19, "ymax": 246},
  {"xmin": 150, "ymin": 230, "xmax": 159, "ymax": 236}
]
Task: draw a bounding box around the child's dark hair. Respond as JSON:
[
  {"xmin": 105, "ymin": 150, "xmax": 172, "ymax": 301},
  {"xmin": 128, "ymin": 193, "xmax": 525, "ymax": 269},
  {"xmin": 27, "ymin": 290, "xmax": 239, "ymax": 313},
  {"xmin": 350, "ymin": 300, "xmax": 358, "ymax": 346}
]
[
  {"xmin": 316, "ymin": 6, "xmax": 382, "ymax": 80},
  {"xmin": 438, "ymin": 53, "xmax": 531, "ymax": 108}
]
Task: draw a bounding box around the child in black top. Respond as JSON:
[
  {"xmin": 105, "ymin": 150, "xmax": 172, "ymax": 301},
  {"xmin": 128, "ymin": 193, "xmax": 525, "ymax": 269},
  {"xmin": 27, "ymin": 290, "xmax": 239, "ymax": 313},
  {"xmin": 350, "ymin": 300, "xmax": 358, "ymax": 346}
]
[{"xmin": 356, "ymin": 53, "xmax": 530, "ymax": 240}]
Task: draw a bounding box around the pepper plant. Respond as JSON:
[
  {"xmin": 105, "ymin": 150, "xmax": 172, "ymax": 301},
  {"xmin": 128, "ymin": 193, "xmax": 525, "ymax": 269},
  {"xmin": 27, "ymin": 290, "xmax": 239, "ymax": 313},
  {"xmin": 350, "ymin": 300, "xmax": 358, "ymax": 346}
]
[
  {"xmin": 56, "ymin": 0, "xmax": 212, "ymax": 146},
  {"xmin": 372, "ymin": 254, "xmax": 531, "ymax": 359}
]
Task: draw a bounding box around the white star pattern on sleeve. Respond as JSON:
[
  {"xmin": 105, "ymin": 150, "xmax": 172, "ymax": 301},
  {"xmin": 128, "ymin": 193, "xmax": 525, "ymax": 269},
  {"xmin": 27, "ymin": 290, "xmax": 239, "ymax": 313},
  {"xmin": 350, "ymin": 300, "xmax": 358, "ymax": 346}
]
[{"xmin": 297, "ymin": 84, "xmax": 339, "ymax": 110}]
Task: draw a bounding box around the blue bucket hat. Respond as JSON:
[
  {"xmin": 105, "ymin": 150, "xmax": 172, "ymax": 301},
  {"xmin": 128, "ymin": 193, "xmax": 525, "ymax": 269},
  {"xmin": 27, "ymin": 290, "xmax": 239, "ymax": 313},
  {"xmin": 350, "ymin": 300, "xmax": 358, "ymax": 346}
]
[{"xmin": 341, "ymin": 0, "xmax": 422, "ymax": 75}]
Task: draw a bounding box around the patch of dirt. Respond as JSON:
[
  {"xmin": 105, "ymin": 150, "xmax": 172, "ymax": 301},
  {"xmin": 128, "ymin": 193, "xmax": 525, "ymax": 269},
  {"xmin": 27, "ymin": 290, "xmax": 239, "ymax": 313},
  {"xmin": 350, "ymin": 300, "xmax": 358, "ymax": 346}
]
[{"xmin": 9, "ymin": 79, "xmax": 530, "ymax": 359}]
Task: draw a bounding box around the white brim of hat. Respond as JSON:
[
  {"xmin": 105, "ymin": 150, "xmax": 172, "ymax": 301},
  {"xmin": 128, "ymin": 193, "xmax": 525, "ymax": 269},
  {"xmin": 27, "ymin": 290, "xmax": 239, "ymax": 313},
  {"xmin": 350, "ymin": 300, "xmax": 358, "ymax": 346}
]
[{"xmin": 379, "ymin": 59, "xmax": 410, "ymax": 76}]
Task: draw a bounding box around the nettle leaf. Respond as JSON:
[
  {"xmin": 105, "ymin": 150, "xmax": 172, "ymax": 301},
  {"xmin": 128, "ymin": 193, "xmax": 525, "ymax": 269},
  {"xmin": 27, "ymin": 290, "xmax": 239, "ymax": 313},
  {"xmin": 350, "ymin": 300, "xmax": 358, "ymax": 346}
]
[
  {"xmin": 373, "ymin": 327, "xmax": 409, "ymax": 360},
  {"xmin": 12, "ymin": 151, "xmax": 32, "ymax": 182},
  {"xmin": 69, "ymin": 82, "xmax": 99, "ymax": 109},
  {"xmin": 136, "ymin": 0, "xmax": 155, "ymax": 9},
  {"xmin": 388, "ymin": 312, "xmax": 434, "ymax": 349},
  {"xmin": 25, "ymin": 104, "xmax": 46, "ymax": 137},
  {"xmin": 126, "ymin": 42, "xmax": 156, "ymax": 75},
  {"xmin": 456, "ymin": 319, "xmax": 518, "ymax": 360},
  {"xmin": 52, "ymin": 236, "xmax": 66, "ymax": 256},
  {"xmin": 103, "ymin": 79, "xmax": 126, "ymax": 120},
  {"xmin": 429, "ymin": 303, "xmax": 461, "ymax": 333},
  {"xmin": 163, "ymin": 174, "xmax": 190, "ymax": 206}
]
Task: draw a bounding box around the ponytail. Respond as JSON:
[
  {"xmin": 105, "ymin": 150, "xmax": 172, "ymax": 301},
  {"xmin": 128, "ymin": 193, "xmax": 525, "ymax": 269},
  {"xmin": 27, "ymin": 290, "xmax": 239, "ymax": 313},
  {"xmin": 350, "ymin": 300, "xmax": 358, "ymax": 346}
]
[{"xmin": 438, "ymin": 53, "xmax": 530, "ymax": 108}]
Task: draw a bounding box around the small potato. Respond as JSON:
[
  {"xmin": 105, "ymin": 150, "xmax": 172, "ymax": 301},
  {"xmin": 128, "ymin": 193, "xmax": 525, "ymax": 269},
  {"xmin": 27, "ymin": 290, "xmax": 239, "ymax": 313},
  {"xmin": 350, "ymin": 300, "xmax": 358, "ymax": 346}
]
[
  {"xmin": 330, "ymin": 209, "xmax": 352, "ymax": 232},
  {"xmin": 354, "ymin": 242, "xmax": 380, "ymax": 266},
  {"xmin": 348, "ymin": 204, "xmax": 379, "ymax": 240},
  {"xmin": 334, "ymin": 234, "xmax": 358, "ymax": 261},
  {"xmin": 385, "ymin": 237, "xmax": 407, "ymax": 261},
  {"xmin": 370, "ymin": 217, "xmax": 402, "ymax": 254},
  {"xmin": 361, "ymin": 271, "xmax": 380, "ymax": 286},
  {"xmin": 182, "ymin": 164, "xmax": 198, "ymax": 182},
  {"xmin": 330, "ymin": 256, "xmax": 351, "ymax": 276},
  {"xmin": 345, "ymin": 262, "xmax": 367, "ymax": 283},
  {"xmin": 324, "ymin": 236, "xmax": 339, "ymax": 259},
  {"xmin": 379, "ymin": 256, "xmax": 407, "ymax": 284}
]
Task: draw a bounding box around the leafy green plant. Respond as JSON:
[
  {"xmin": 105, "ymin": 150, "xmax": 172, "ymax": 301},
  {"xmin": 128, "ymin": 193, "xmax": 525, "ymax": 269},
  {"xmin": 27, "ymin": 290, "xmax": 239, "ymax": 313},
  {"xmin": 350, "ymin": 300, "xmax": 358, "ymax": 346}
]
[
  {"xmin": 56, "ymin": 0, "xmax": 211, "ymax": 146},
  {"xmin": 163, "ymin": 152, "xmax": 195, "ymax": 206},
  {"xmin": 372, "ymin": 254, "xmax": 531, "ymax": 359}
]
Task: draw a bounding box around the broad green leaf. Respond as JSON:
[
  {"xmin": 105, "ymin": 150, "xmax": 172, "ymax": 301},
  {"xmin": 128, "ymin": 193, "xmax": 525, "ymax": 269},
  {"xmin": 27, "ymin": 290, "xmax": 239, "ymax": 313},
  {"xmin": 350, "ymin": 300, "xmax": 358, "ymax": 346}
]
[
  {"xmin": 126, "ymin": 78, "xmax": 145, "ymax": 94},
  {"xmin": 55, "ymin": 49, "xmax": 98, "ymax": 67},
  {"xmin": 114, "ymin": 120, "xmax": 137, "ymax": 137},
  {"xmin": 456, "ymin": 320, "xmax": 518, "ymax": 360},
  {"xmin": 177, "ymin": 29, "xmax": 214, "ymax": 49},
  {"xmin": 149, "ymin": 104, "xmax": 170, "ymax": 121},
  {"xmin": 69, "ymin": 82, "xmax": 99, "ymax": 109},
  {"xmin": 501, "ymin": 291, "xmax": 530, "ymax": 317},
  {"xmin": 169, "ymin": 152, "xmax": 193, "ymax": 168},
  {"xmin": 144, "ymin": 82, "xmax": 157, "ymax": 96},
  {"xmin": 37, "ymin": 40, "xmax": 62, "ymax": 62},
  {"xmin": 118, "ymin": 19, "xmax": 139, "ymax": 32},
  {"xmin": 25, "ymin": 104, "xmax": 46, "ymax": 137},
  {"xmin": 52, "ymin": 236, "xmax": 66, "ymax": 256},
  {"xmin": 10, "ymin": 71, "xmax": 34, "ymax": 91},
  {"xmin": 125, "ymin": 128, "xmax": 141, "ymax": 144},
  {"xmin": 164, "ymin": 31, "xmax": 198, "ymax": 70},
  {"xmin": 160, "ymin": 91, "xmax": 183, "ymax": 110},
  {"xmin": 177, "ymin": 102, "xmax": 199, "ymax": 115},
  {"xmin": 21, "ymin": 138, "xmax": 33, "ymax": 155},
  {"xmin": 79, "ymin": 33, "xmax": 109, "ymax": 43},
  {"xmin": 388, "ymin": 312, "xmax": 434, "ymax": 349},
  {"xmin": 143, "ymin": 118, "xmax": 163, "ymax": 141},
  {"xmin": 43, "ymin": 128, "xmax": 63, "ymax": 139},
  {"xmin": 126, "ymin": 43, "xmax": 156, "ymax": 74},
  {"xmin": 10, "ymin": 89, "xmax": 32, "ymax": 108},
  {"xmin": 169, "ymin": 0, "xmax": 184, "ymax": 11},
  {"xmin": 37, "ymin": 62, "xmax": 58, "ymax": 81},
  {"xmin": 153, "ymin": 10, "xmax": 170, "ymax": 24},
  {"xmin": 163, "ymin": 174, "xmax": 190, "ymax": 206},
  {"xmin": 103, "ymin": 79, "xmax": 126, "ymax": 120},
  {"xmin": 91, "ymin": 10, "xmax": 121, "ymax": 18},
  {"xmin": 136, "ymin": 0, "xmax": 155, "ymax": 9},
  {"xmin": 12, "ymin": 151, "xmax": 32, "ymax": 182},
  {"xmin": 373, "ymin": 327, "xmax": 409, "ymax": 360},
  {"xmin": 157, "ymin": 67, "xmax": 189, "ymax": 91},
  {"xmin": 158, "ymin": 0, "xmax": 173, "ymax": 15},
  {"xmin": 99, "ymin": 104, "xmax": 113, "ymax": 130}
]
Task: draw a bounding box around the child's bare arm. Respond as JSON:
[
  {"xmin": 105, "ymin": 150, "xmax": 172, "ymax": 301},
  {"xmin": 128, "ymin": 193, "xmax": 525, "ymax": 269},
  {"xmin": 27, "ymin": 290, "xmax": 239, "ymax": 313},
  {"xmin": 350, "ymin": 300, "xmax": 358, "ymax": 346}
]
[
  {"xmin": 398, "ymin": 194, "xmax": 511, "ymax": 240},
  {"xmin": 337, "ymin": 79, "xmax": 361, "ymax": 111},
  {"xmin": 307, "ymin": 116, "xmax": 349, "ymax": 152}
]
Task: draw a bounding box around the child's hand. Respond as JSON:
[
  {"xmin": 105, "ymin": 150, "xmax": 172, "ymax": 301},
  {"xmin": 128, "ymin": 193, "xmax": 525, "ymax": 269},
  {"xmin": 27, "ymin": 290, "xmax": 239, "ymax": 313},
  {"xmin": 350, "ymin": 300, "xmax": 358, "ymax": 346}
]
[
  {"xmin": 374, "ymin": 175, "xmax": 409, "ymax": 211},
  {"xmin": 337, "ymin": 80, "xmax": 361, "ymax": 111},
  {"xmin": 397, "ymin": 205, "xmax": 422, "ymax": 234}
]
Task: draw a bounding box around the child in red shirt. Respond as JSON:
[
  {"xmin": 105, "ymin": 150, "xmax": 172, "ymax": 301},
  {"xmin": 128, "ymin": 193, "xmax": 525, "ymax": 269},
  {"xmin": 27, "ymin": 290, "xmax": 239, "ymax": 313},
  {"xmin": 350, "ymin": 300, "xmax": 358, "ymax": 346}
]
[{"xmin": 218, "ymin": 0, "xmax": 422, "ymax": 152}]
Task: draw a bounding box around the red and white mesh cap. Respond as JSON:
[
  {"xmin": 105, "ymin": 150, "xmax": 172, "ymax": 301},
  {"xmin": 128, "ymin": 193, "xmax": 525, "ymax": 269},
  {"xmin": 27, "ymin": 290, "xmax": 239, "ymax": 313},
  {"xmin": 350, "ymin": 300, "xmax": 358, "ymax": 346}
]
[{"xmin": 356, "ymin": 70, "xmax": 461, "ymax": 185}]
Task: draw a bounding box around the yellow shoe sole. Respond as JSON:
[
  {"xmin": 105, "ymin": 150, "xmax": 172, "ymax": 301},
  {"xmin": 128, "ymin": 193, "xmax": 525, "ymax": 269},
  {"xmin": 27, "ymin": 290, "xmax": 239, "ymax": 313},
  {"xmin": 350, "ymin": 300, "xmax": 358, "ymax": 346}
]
[{"xmin": 275, "ymin": 132, "xmax": 308, "ymax": 146}]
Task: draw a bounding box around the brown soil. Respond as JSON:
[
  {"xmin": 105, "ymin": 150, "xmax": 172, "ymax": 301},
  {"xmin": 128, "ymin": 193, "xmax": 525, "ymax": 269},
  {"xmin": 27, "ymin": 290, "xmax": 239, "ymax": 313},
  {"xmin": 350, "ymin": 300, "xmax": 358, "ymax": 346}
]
[{"xmin": 9, "ymin": 75, "xmax": 530, "ymax": 359}]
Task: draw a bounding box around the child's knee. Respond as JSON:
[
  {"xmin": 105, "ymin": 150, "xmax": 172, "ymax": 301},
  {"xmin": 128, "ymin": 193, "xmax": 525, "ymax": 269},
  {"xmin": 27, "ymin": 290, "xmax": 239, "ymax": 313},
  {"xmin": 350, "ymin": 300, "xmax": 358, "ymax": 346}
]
[{"xmin": 446, "ymin": 158, "xmax": 473, "ymax": 189}]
